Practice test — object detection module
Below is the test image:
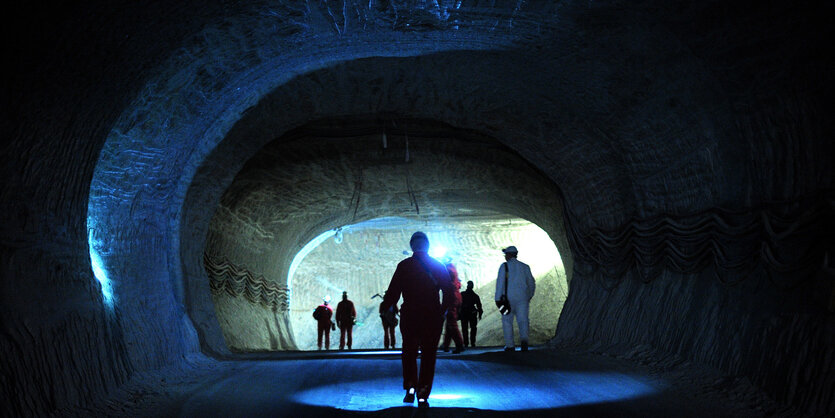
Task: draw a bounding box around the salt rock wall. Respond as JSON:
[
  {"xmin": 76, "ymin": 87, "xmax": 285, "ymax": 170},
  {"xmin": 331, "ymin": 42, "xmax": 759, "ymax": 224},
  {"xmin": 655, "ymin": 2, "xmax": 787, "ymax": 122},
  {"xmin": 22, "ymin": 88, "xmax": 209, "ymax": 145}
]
[
  {"xmin": 2, "ymin": 0, "xmax": 832, "ymax": 416},
  {"xmin": 555, "ymin": 196, "xmax": 835, "ymax": 415}
]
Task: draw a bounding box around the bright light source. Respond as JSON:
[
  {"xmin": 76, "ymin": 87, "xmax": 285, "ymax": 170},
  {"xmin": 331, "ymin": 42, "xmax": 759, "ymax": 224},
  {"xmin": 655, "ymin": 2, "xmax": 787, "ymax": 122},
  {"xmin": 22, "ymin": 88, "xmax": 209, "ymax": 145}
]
[{"xmin": 429, "ymin": 245, "xmax": 447, "ymax": 259}]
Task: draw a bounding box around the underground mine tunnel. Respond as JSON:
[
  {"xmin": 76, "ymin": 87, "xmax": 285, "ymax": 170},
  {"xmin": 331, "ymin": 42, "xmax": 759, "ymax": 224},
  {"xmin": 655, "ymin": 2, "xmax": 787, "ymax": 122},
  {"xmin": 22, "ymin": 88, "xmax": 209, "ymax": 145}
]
[{"xmin": 2, "ymin": 1, "xmax": 833, "ymax": 417}]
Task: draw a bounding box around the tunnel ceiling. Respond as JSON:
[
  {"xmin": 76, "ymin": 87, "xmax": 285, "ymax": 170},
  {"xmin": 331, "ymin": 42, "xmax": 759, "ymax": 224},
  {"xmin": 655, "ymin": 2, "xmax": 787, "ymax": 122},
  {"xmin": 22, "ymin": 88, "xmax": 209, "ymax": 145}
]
[
  {"xmin": 202, "ymin": 118, "xmax": 571, "ymax": 351},
  {"xmin": 207, "ymin": 118, "xmax": 567, "ymax": 268}
]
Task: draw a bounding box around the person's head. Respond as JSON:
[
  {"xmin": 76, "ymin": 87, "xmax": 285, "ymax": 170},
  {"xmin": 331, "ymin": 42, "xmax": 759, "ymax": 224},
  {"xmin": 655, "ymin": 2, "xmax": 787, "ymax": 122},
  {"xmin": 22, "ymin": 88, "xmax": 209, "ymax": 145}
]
[
  {"xmin": 502, "ymin": 245, "xmax": 518, "ymax": 260},
  {"xmin": 467, "ymin": 280, "xmax": 474, "ymax": 290},
  {"xmin": 410, "ymin": 231, "xmax": 429, "ymax": 252},
  {"xmin": 342, "ymin": 291, "xmax": 348, "ymax": 301},
  {"xmin": 323, "ymin": 295, "xmax": 331, "ymax": 305}
]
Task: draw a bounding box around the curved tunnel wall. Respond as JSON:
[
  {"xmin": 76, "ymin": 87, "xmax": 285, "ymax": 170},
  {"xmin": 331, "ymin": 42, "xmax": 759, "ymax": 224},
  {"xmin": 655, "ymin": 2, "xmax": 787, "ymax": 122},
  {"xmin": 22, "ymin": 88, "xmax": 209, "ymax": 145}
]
[
  {"xmin": 201, "ymin": 120, "xmax": 570, "ymax": 351},
  {"xmin": 3, "ymin": 0, "xmax": 833, "ymax": 416}
]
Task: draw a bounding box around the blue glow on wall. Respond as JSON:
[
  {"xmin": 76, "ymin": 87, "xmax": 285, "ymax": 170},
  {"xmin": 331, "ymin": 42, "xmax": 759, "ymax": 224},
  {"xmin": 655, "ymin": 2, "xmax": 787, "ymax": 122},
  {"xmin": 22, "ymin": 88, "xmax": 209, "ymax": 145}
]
[{"xmin": 88, "ymin": 234, "xmax": 115, "ymax": 308}]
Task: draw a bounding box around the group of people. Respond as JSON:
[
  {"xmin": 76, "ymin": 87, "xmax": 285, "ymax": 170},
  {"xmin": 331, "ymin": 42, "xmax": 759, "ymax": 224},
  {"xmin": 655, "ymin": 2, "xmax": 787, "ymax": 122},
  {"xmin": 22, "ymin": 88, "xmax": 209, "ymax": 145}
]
[
  {"xmin": 311, "ymin": 231, "xmax": 536, "ymax": 409},
  {"xmin": 381, "ymin": 232, "xmax": 536, "ymax": 408},
  {"xmin": 311, "ymin": 264, "xmax": 491, "ymax": 353},
  {"xmin": 311, "ymin": 291, "xmax": 357, "ymax": 351}
]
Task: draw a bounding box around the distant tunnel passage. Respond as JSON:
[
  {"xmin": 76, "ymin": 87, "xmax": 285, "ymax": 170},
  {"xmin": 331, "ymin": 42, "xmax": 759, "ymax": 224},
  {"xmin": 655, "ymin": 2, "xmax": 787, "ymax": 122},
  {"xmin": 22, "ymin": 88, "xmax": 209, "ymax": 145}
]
[{"xmin": 202, "ymin": 119, "xmax": 572, "ymax": 352}]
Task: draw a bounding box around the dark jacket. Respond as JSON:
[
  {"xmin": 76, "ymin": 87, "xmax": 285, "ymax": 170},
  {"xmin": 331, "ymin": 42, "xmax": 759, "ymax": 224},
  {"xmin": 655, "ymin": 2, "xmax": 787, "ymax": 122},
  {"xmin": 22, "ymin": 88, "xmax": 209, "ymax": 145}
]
[
  {"xmin": 381, "ymin": 251, "xmax": 455, "ymax": 330},
  {"xmin": 335, "ymin": 299, "xmax": 356, "ymax": 327},
  {"xmin": 460, "ymin": 289, "xmax": 483, "ymax": 320}
]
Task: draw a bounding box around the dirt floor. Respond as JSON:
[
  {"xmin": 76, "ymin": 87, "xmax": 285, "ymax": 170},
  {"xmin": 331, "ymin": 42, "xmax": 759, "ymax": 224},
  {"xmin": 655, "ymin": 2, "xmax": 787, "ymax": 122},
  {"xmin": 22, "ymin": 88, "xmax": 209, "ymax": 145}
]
[{"xmin": 69, "ymin": 346, "xmax": 798, "ymax": 417}]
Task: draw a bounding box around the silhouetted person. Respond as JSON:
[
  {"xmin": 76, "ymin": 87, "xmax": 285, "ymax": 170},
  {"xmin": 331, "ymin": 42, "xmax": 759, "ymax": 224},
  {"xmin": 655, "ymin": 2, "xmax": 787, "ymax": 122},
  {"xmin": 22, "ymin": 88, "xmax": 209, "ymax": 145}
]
[
  {"xmin": 460, "ymin": 280, "xmax": 483, "ymax": 347},
  {"xmin": 440, "ymin": 259, "xmax": 464, "ymax": 353},
  {"xmin": 380, "ymin": 292, "xmax": 399, "ymax": 349},
  {"xmin": 336, "ymin": 291, "xmax": 357, "ymax": 350},
  {"xmin": 313, "ymin": 296, "xmax": 335, "ymax": 350},
  {"xmin": 381, "ymin": 231, "xmax": 454, "ymax": 409},
  {"xmin": 495, "ymin": 246, "xmax": 536, "ymax": 352}
]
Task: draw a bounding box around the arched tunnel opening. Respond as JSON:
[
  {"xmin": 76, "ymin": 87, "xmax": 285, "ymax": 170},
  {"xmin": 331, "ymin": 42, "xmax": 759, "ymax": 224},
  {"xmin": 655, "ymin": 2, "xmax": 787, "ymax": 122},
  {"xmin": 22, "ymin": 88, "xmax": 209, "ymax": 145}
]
[
  {"xmin": 282, "ymin": 216, "xmax": 565, "ymax": 352},
  {"xmin": 202, "ymin": 118, "xmax": 570, "ymax": 352},
  {"xmin": 4, "ymin": 1, "xmax": 834, "ymax": 417}
]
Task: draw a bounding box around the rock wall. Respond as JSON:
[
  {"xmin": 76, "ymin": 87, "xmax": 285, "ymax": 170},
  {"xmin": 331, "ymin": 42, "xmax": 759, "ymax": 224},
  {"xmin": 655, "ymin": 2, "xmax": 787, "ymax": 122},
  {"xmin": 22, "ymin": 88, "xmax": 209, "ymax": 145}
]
[
  {"xmin": 3, "ymin": 0, "xmax": 832, "ymax": 416},
  {"xmin": 555, "ymin": 195, "xmax": 835, "ymax": 415}
]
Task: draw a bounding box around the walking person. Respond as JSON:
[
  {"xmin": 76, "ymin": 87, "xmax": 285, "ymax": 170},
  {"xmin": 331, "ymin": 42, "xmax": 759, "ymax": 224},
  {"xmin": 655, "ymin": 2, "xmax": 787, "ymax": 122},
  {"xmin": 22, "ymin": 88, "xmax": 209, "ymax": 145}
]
[
  {"xmin": 381, "ymin": 232, "xmax": 455, "ymax": 409},
  {"xmin": 495, "ymin": 246, "xmax": 536, "ymax": 352},
  {"xmin": 460, "ymin": 280, "xmax": 483, "ymax": 347},
  {"xmin": 440, "ymin": 258, "xmax": 464, "ymax": 353},
  {"xmin": 336, "ymin": 291, "xmax": 357, "ymax": 350},
  {"xmin": 312, "ymin": 296, "xmax": 335, "ymax": 350},
  {"xmin": 380, "ymin": 292, "xmax": 399, "ymax": 349}
]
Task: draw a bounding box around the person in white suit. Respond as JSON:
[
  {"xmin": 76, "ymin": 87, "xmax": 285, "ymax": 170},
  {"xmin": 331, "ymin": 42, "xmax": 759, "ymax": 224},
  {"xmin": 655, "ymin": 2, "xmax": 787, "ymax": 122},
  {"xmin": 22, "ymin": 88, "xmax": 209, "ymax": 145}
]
[{"xmin": 494, "ymin": 246, "xmax": 536, "ymax": 351}]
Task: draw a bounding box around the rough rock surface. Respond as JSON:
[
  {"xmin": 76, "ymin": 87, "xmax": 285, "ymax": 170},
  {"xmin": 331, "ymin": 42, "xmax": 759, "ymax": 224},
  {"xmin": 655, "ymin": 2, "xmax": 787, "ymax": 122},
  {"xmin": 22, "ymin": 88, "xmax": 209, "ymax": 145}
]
[{"xmin": 2, "ymin": 0, "xmax": 832, "ymax": 416}]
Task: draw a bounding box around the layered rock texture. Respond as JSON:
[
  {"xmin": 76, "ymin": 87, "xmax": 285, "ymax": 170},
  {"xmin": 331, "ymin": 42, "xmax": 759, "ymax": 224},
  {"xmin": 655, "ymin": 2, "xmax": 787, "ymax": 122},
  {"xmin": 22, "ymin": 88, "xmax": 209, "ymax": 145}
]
[{"xmin": 2, "ymin": 0, "xmax": 833, "ymax": 416}]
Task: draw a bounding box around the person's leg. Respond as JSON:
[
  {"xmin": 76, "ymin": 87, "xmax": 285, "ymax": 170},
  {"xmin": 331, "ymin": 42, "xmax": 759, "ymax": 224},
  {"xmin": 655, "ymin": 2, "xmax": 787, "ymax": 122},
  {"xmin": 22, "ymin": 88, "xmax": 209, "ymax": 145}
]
[
  {"xmin": 416, "ymin": 322, "xmax": 443, "ymax": 400},
  {"xmin": 400, "ymin": 328, "xmax": 418, "ymax": 392},
  {"xmin": 346, "ymin": 325, "xmax": 352, "ymax": 349},
  {"xmin": 450, "ymin": 318, "xmax": 464, "ymax": 351},
  {"xmin": 501, "ymin": 310, "xmax": 515, "ymax": 349},
  {"xmin": 516, "ymin": 302, "xmax": 530, "ymax": 350},
  {"xmin": 460, "ymin": 319, "xmax": 469, "ymax": 347},
  {"xmin": 324, "ymin": 328, "xmax": 330, "ymax": 350},
  {"xmin": 440, "ymin": 319, "xmax": 451, "ymax": 350},
  {"xmin": 390, "ymin": 325, "xmax": 396, "ymax": 348},
  {"xmin": 383, "ymin": 323, "xmax": 390, "ymax": 349},
  {"xmin": 317, "ymin": 324, "xmax": 324, "ymax": 350},
  {"xmin": 470, "ymin": 318, "xmax": 478, "ymax": 347},
  {"xmin": 339, "ymin": 327, "xmax": 346, "ymax": 350}
]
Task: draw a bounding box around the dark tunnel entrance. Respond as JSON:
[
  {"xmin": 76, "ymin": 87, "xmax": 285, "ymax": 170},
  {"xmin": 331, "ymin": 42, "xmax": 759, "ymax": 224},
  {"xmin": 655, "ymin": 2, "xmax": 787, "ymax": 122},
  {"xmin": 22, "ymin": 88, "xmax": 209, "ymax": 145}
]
[{"xmin": 202, "ymin": 118, "xmax": 573, "ymax": 352}]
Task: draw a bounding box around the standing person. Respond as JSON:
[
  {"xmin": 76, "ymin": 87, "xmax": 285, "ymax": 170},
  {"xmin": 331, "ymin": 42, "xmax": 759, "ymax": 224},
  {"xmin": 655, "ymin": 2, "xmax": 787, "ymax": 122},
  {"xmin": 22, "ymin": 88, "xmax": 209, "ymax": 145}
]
[
  {"xmin": 336, "ymin": 291, "xmax": 357, "ymax": 350},
  {"xmin": 460, "ymin": 280, "xmax": 483, "ymax": 348},
  {"xmin": 312, "ymin": 296, "xmax": 335, "ymax": 350},
  {"xmin": 381, "ymin": 231, "xmax": 454, "ymax": 409},
  {"xmin": 494, "ymin": 246, "xmax": 536, "ymax": 352},
  {"xmin": 380, "ymin": 292, "xmax": 399, "ymax": 349},
  {"xmin": 440, "ymin": 258, "xmax": 464, "ymax": 354}
]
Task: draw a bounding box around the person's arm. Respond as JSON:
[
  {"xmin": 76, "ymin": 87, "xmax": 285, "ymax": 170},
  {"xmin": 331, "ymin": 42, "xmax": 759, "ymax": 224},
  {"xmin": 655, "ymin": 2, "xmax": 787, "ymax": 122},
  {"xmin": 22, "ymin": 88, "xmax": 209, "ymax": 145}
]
[
  {"xmin": 474, "ymin": 293, "xmax": 483, "ymax": 319},
  {"xmin": 526, "ymin": 265, "xmax": 536, "ymax": 300},
  {"xmin": 438, "ymin": 265, "xmax": 455, "ymax": 316},
  {"xmin": 351, "ymin": 303, "xmax": 357, "ymax": 320},
  {"xmin": 494, "ymin": 264, "xmax": 504, "ymax": 306},
  {"xmin": 381, "ymin": 264, "xmax": 403, "ymax": 313}
]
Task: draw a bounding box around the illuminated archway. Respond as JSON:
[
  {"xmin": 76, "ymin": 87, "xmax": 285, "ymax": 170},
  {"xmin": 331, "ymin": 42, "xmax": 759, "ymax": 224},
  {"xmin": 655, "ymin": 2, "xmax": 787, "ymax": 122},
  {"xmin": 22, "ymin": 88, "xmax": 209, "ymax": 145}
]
[{"xmin": 287, "ymin": 216, "xmax": 567, "ymax": 350}]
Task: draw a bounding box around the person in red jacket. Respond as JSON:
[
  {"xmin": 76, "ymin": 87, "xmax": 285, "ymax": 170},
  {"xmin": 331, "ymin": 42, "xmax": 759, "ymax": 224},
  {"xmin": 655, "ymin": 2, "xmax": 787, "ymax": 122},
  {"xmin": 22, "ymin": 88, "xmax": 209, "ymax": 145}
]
[
  {"xmin": 381, "ymin": 231, "xmax": 455, "ymax": 409},
  {"xmin": 440, "ymin": 259, "xmax": 465, "ymax": 354},
  {"xmin": 336, "ymin": 291, "xmax": 357, "ymax": 350},
  {"xmin": 313, "ymin": 297, "xmax": 335, "ymax": 350}
]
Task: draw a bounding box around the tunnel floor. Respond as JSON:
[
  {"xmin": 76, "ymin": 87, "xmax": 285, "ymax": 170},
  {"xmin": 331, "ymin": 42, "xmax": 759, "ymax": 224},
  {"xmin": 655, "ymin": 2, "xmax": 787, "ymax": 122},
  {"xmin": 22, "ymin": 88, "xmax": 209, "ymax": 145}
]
[{"xmin": 80, "ymin": 347, "xmax": 781, "ymax": 417}]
